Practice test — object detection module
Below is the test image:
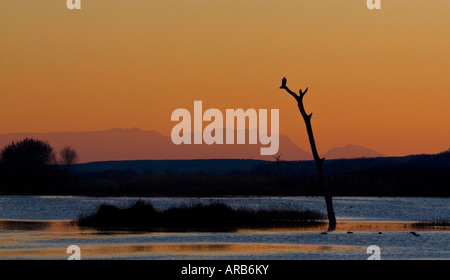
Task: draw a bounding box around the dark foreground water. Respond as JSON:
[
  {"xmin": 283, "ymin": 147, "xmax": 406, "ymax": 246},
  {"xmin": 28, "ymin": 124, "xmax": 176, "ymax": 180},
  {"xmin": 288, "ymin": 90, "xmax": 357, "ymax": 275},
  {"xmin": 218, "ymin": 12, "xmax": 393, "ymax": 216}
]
[{"xmin": 0, "ymin": 196, "xmax": 448, "ymax": 260}]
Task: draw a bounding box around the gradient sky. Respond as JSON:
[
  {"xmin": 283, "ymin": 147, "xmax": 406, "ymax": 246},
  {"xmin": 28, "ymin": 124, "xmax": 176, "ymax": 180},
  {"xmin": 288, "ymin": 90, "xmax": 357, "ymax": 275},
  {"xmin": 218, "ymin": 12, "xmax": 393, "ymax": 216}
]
[{"xmin": 1, "ymin": 1, "xmax": 449, "ymax": 157}]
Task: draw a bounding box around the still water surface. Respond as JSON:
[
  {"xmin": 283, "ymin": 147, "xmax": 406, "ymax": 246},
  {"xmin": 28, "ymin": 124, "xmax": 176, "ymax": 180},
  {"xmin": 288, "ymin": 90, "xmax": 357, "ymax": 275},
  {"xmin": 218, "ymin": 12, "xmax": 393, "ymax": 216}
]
[{"xmin": 0, "ymin": 196, "xmax": 448, "ymax": 260}]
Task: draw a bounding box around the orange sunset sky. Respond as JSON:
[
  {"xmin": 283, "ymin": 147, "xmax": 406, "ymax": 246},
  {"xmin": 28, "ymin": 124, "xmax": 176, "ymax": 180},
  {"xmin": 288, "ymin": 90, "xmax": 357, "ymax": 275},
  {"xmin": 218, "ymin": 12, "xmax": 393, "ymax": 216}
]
[{"xmin": 1, "ymin": 0, "xmax": 449, "ymax": 157}]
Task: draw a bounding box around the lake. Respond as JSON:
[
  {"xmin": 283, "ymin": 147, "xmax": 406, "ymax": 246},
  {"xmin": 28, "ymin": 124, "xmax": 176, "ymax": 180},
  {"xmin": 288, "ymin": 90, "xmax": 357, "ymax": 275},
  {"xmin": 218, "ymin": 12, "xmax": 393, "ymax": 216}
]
[{"xmin": 0, "ymin": 196, "xmax": 448, "ymax": 260}]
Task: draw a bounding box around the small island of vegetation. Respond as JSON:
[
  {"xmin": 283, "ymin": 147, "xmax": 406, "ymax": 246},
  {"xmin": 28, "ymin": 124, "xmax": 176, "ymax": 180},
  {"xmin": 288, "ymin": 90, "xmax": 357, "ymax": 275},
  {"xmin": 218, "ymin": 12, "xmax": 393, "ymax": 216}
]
[{"xmin": 77, "ymin": 200, "xmax": 326, "ymax": 231}]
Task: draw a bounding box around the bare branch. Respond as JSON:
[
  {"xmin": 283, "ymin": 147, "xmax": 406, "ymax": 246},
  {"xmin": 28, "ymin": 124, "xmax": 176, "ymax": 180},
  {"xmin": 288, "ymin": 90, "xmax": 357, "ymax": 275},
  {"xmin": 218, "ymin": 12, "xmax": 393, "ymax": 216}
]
[
  {"xmin": 300, "ymin": 87, "xmax": 308, "ymax": 97},
  {"xmin": 279, "ymin": 77, "xmax": 299, "ymax": 101}
]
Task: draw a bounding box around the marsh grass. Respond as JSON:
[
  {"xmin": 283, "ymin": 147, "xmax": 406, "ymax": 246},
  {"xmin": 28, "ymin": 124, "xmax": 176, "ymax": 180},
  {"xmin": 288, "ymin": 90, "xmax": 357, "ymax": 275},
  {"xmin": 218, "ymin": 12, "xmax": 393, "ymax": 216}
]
[{"xmin": 77, "ymin": 200, "xmax": 326, "ymax": 231}]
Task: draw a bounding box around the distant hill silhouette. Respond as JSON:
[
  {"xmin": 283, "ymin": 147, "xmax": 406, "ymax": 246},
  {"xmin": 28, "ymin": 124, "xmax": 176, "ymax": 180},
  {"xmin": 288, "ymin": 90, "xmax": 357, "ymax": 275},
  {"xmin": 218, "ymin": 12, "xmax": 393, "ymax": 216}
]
[
  {"xmin": 0, "ymin": 128, "xmax": 312, "ymax": 163},
  {"xmin": 74, "ymin": 159, "xmax": 267, "ymax": 175},
  {"xmin": 324, "ymin": 144, "xmax": 384, "ymax": 159},
  {"xmin": 72, "ymin": 152, "xmax": 450, "ymax": 176}
]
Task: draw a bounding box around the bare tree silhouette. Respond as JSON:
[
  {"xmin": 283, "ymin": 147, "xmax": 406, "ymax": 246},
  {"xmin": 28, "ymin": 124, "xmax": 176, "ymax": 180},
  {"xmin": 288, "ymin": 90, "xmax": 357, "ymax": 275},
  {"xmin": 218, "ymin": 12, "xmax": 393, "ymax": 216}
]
[
  {"xmin": 272, "ymin": 152, "xmax": 283, "ymax": 162},
  {"xmin": 59, "ymin": 146, "xmax": 79, "ymax": 168},
  {"xmin": 279, "ymin": 77, "xmax": 336, "ymax": 231}
]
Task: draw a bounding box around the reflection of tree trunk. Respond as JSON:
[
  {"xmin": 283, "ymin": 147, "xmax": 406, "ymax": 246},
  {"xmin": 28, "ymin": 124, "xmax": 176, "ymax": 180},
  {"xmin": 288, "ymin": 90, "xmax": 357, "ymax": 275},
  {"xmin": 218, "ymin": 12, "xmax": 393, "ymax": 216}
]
[{"xmin": 280, "ymin": 78, "xmax": 336, "ymax": 231}]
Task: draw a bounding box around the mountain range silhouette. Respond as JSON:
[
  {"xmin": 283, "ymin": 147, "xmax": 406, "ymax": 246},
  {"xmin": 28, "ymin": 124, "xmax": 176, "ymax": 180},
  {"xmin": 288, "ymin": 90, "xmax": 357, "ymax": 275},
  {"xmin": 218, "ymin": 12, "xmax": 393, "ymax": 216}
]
[{"xmin": 0, "ymin": 128, "xmax": 383, "ymax": 163}]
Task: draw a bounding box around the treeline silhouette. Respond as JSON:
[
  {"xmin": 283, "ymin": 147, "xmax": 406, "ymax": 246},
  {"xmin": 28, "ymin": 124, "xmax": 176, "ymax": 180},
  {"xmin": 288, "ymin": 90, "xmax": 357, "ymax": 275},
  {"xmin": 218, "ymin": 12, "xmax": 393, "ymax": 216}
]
[
  {"xmin": 0, "ymin": 138, "xmax": 76, "ymax": 193},
  {"xmin": 0, "ymin": 138, "xmax": 449, "ymax": 197}
]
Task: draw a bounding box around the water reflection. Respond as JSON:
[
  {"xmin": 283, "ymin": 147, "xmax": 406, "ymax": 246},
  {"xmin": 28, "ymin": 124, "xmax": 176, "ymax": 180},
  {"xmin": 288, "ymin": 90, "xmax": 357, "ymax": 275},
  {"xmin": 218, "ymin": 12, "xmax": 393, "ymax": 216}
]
[
  {"xmin": 1, "ymin": 219, "xmax": 448, "ymax": 233},
  {"xmin": 0, "ymin": 242, "xmax": 364, "ymax": 259},
  {"xmin": 0, "ymin": 220, "xmax": 77, "ymax": 231},
  {"xmin": 0, "ymin": 195, "xmax": 448, "ymax": 259},
  {"xmin": 0, "ymin": 219, "xmax": 448, "ymax": 259}
]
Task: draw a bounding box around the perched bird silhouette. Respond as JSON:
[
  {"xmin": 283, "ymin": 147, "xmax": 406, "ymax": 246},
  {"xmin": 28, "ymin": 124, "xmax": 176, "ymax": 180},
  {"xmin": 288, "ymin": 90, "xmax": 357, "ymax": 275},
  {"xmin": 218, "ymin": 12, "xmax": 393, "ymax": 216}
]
[{"xmin": 280, "ymin": 77, "xmax": 287, "ymax": 88}]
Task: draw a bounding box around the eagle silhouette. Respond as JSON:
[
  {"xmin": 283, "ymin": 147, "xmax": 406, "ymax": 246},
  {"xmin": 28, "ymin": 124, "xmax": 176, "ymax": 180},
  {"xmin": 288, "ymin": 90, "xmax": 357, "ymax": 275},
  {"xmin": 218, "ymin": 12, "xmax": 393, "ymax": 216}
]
[{"xmin": 280, "ymin": 77, "xmax": 287, "ymax": 88}]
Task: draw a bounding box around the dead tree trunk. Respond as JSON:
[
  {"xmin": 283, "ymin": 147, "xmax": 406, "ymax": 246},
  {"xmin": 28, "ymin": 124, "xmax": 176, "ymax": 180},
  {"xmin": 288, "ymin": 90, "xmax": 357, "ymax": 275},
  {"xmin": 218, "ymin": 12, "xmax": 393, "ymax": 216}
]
[{"xmin": 279, "ymin": 77, "xmax": 336, "ymax": 231}]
